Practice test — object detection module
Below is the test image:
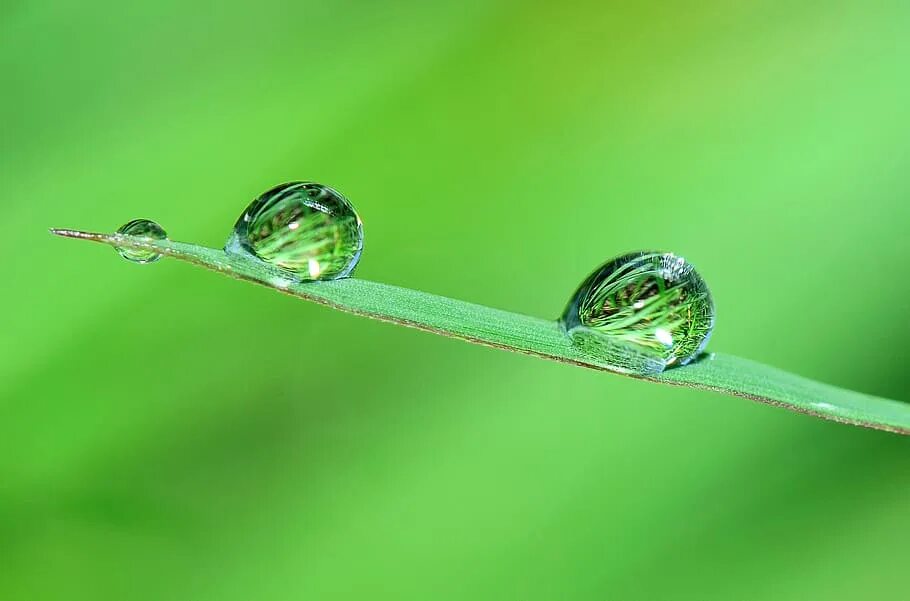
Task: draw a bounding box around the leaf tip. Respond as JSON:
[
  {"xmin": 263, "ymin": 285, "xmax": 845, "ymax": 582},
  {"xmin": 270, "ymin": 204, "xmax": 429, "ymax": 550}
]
[{"xmin": 49, "ymin": 228, "xmax": 106, "ymax": 241}]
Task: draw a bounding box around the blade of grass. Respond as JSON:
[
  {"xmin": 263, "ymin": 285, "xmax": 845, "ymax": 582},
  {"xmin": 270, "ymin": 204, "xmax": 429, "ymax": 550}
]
[{"xmin": 50, "ymin": 228, "xmax": 910, "ymax": 435}]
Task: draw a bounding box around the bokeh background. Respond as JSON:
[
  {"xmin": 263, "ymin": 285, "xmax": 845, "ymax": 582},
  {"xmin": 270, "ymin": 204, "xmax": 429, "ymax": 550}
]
[{"xmin": 3, "ymin": 1, "xmax": 909, "ymax": 599}]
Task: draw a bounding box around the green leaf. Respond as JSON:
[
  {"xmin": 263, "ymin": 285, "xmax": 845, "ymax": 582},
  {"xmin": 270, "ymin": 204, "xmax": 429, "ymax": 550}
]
[{"xmin": 51, "ymin": 228, "xmax": 910, "ymax": 435}]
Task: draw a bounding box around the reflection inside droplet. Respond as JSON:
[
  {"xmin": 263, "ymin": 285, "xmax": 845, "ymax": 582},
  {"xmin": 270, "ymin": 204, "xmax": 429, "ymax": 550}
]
[
  {"xmin": 115, "ymin": 218, "xmax": 168, "ymax": 264},
  {"xmin": 562, "ymin": 251, "xmax": 715, "ymax": 374},
  {"xmin": 225, "ymin": 181, "xmax": 363, "ymax": 282}
]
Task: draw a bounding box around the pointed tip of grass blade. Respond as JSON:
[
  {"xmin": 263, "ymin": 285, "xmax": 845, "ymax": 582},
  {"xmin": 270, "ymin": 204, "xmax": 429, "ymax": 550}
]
[
  {"xmin": 49, "ymin": 227, "xmax": 108, "ymax": 242},
  {"xmin": 49, "ymin": 227, "xmax": 77, "ymax": 237}
]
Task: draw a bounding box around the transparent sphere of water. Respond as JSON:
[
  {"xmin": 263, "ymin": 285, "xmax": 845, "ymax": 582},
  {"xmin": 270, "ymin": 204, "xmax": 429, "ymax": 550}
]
[
  {"xmin": 562, "ymin": 251, "xmax": 715, "ymax": 374},
  {"xmin": 115, "ymin": 218, "xmax": 168, "ymax": 264},
  {"xmin": 226, "ymin": 182, "xmax": 363, "ymax": 281}
]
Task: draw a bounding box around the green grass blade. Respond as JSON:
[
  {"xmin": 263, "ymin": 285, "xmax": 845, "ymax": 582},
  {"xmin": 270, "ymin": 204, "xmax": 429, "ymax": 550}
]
[{"xmin": 50, "ymin": 228, "xmax": 910, "ymax": 435}]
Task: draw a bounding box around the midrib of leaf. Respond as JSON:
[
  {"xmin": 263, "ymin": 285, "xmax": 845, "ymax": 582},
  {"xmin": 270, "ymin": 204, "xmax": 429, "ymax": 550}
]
[{"xmin": 50, "ymin": 228, "xmax": 910, "ymax": 435}]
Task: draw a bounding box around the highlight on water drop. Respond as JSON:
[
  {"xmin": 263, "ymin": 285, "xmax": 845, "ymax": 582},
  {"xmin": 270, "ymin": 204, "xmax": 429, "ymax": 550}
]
[
  {"xmin": 115, "ymin": 218, "xmax": 168, "ymax": 264},
  {"xmin": 225, "ymin": 181, "xmax": 363, "ymax": 282},
  {"xmin": 561, "ymin": 251, "xmax": 715, "ymax": 375}
]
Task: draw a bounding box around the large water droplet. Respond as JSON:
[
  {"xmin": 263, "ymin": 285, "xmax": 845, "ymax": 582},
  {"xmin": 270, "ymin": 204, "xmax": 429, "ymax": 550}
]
[
  {"xmin": 562, "ymin": 251, "xmax": 715, "ymax": 374},
  {"xmin": 115, "ymin": 219, "xmax": 168, "ymax": 264},
  {"xmin": 226, "ymin": 182, "xmax": 363, "ymax": 281}
]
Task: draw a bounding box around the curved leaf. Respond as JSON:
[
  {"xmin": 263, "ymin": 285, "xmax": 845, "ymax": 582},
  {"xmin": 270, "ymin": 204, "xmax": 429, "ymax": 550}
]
[{"xmin": 50, "ymin": 228, "xmax": 910, "ymax": 435}]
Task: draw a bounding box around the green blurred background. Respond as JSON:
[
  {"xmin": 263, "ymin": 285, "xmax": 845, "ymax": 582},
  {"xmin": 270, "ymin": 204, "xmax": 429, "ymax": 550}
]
[{"xmin": 3, "ymin": 1, "xmax": 909, "ymax": 599}]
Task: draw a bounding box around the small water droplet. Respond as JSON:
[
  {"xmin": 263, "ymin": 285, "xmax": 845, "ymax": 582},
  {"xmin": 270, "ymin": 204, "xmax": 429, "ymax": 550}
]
[
  {"xmin": 225, "ymin": 181, "xmax": 363, "ymax": 281},
  {"xmin": 115, "ymin": 219, "xmax": 168, "ymax": 264},
  {"xmin": 562, "ymin": 251, "xmax": 715, "ymax": 374}
]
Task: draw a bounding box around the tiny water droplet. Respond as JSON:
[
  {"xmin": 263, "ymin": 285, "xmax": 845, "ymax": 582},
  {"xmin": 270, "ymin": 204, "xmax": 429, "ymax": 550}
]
[
  {"xmin": 115, "ymin": 219, "xmax": 168, "ymax": 264},
  {"xmin": 562, "ymin": 251, "xmax": 715, "ymax": 374},
  {"xmin": 225, "ymin": 181, "xmax": 363, "ymax": 281}
]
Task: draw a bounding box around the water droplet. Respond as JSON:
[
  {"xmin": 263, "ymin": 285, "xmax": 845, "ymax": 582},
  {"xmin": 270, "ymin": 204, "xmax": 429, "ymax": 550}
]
[
  {"xmin": 115, "ymin": 219, "xmax": 168, "ymax": 264},
  {"xmin": 562, "ymin": 251, "xmax": 715, "ymax": 374},
  {"xmin": 225, "ymin": 181, "xmax": 363, "ymax": 281}
]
